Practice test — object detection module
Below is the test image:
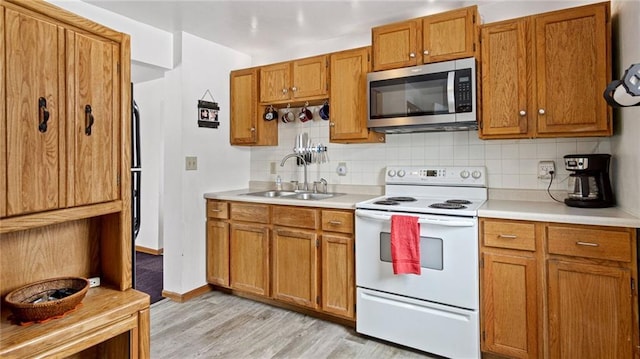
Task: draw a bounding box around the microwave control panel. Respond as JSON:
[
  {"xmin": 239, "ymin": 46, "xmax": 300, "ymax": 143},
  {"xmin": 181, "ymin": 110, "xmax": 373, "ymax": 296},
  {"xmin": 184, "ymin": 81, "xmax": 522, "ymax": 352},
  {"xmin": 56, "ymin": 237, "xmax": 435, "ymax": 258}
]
[{"xmin": 455, "ymin": 68, "xmax": 473, "ymax": 113}]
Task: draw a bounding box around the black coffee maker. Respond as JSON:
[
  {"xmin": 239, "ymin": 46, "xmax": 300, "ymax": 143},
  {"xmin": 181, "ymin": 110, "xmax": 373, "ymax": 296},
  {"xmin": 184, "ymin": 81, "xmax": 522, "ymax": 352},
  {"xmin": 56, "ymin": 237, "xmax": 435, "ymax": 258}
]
[{"xmin": 564, "ymin": 154, "xmax": 614, "ymax": 208}]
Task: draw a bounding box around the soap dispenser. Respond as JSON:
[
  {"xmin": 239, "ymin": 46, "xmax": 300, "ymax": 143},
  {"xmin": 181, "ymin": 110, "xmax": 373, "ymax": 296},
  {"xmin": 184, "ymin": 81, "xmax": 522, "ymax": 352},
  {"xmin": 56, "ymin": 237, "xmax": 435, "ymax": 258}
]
[{"xmin": 275, "ymin": 175, "xmax": 282, "ymax": 191}]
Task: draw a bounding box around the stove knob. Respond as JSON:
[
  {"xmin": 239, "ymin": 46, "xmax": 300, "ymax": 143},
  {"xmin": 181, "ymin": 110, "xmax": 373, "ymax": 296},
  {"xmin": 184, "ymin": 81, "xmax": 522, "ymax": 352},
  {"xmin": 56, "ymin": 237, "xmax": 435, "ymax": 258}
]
[
  {"xmin": 472, "ymin": 170, "xmax": 482, "ymax": 179},
  {"xmin": 460, "ymin": 170, "xmax": 470, "ymax": 179},
  {"xmin": 387, "ymin": 169, "xmax": 396, "ymax": 177},
  {"xmin": 397, "ymin": 170, "xmax": 406, "ymax": 177}
]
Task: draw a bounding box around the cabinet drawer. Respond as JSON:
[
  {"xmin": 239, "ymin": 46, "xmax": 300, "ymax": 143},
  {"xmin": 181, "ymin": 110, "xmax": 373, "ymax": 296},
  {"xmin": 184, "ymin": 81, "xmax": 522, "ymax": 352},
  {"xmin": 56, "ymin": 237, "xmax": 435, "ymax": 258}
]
[
  {"xmin": 272, "ymin": 206, "xmax": 318, "ymax": 229},
  {"xmin": 483, "ymin": 219, "xmax": 536, "ymax": 251},
  {"xmin": 547, "ymin": 226, "xmax": 632, "ymax": 262},
  {"xmin": 231, "ymin": 203, "xmax": 270, "ymax": 224},
  {"xmin": 207, "ymin": 200, "xmax": 229, "ymax": 219},
  {"xmin": 321, "ymin": 210, "xmax": 353, "ymax": 234}
]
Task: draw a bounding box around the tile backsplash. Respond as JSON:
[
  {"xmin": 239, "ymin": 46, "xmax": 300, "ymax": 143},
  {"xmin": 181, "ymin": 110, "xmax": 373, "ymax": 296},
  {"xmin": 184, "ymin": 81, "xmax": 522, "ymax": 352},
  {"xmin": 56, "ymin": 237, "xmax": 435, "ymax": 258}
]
[{"xmin": 250, "ymin": 109, "xmax": 611, "ymax": 191}]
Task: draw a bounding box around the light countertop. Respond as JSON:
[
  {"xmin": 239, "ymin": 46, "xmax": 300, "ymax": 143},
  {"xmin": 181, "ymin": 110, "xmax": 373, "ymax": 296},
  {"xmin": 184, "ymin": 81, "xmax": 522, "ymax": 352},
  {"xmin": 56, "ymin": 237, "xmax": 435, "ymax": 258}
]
[
  {"xmin": 203, "ymin": 189, "xmax": 379, "ymax": 210},
  {"xmin": 479, "ymin": 199, "xmax": 640, "ymax": 228}
]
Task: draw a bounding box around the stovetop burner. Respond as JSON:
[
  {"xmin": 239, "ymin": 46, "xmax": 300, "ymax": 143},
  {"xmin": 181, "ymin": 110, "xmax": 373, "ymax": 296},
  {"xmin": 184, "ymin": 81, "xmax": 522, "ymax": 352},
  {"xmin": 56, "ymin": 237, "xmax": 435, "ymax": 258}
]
[
  {"xmin": 373, "ymin": 200, "xmax": 400, "ymax": 205},
  {"xmin": 445, "ymin": 199, "xmax": 472, "ymax": 205},
  {"xmin": 386, "ymin": 196, "xmax": 417, "ymax": 202},
  {"xmin": 429, "ymin": 203, "xmax": 468, "ymax": 210}
]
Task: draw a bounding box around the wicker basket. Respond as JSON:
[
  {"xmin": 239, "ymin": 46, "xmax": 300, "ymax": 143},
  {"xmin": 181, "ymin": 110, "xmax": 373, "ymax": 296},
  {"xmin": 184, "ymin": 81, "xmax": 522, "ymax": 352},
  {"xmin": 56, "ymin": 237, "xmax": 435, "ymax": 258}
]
[{"xmin": 4, "ymin": 277, "xmax": 89, "ymax": 323}]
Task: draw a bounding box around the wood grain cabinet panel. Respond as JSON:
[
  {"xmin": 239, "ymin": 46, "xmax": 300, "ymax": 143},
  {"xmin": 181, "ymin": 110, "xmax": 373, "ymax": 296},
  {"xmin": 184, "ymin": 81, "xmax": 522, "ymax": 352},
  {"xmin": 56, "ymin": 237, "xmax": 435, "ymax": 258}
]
[
  {"xmin": 207, "ymin": 219, "xmax": 230, "ymax": 287},
  {"xmin": 259, "ymin": 55, "xmax": 328, "ymax": 104},
  {"xmin": 272, "ymin": 205, "xmax": 318, "ymax": 229},
  {"xmin": 321, "ymin": 233, "xmax": 354, "ymax": 319},
  {"xmin": 229, "ymin": 223, "xmax": 270, "ymax": 296},
  {"xmin": 231, "ymin": 202, "xmax": 270, "ymax": 224},
  {"xmin": 371, "ymin": 20, "xmax": 419, "ymax": 71},
  {"xmin": 4, "ymin": 8, "xmax": 65, "ymax": 216},
  {"xmin": 207, "ymin": 200, "xmax": 229, "ymax": 219},
  {"xmin": 230, "ymin": 67, "xmax": 277, "ymax": 146},
  {"xmin": 321, "ymin": 210, "xmax": 354, "ymax": 234},
  {"xmin": 480, "ymin": 3, "xmax": 611, "ymax": 139},
  {"xmin": 482, "ymin": 218, "xmax": 536, "ymax": 251},
  {"xmin": 272, "ymin": 227, "xmax": 318, "ymax": 309},
  {"xmin": 547, "ymin": 225, "xmax": 631, "ymax": 262}
]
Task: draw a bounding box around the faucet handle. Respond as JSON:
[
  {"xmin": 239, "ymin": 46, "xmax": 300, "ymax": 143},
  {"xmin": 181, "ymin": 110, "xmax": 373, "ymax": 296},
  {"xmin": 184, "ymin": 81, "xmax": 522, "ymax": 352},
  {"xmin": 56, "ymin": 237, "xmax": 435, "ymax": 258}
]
[{"xmin": 319, "ymin": 178, "xmax": 328, "ymax": 193}]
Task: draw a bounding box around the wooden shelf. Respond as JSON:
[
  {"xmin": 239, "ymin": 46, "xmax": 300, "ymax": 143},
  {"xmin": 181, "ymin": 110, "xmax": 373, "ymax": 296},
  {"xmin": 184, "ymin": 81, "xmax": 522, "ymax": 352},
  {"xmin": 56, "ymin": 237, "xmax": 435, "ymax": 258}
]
[
  {"xmin": 0, "ymin": 201, "xmax": 123, "ymax": 234},
  {"xmin": 0, "ymin": 287, "xmax": 149, "ymax": 358}
]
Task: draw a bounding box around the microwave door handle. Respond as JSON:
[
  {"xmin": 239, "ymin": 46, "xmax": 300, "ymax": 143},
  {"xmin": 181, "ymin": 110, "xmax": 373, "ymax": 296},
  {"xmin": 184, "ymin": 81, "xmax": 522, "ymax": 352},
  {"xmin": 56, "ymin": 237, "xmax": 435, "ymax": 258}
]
[
  {"xmin": 357, "ymin": 211, "xmax": 475, "ymax": 227},
  {"xmin": 447, "ymin": 71, "xmax": 455, "ymax": 113}
]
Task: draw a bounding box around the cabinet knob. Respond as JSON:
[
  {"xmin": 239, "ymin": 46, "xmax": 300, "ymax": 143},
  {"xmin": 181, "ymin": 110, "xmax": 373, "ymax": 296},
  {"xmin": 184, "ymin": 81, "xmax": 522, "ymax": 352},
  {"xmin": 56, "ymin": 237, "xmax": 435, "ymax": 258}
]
[
  {"xmin": 423, "ymin": 50, "xmax": 429, "ymax": 55},
  {"xmin": 282, "ymin": 88, "xmax": 288, "ymax": 95},
  {"xmin": 409, "ymin": 52, "xmax": 416, "ymax": 58},
  {"xmin": 291, "ymin": 86, "xmax": 298, "ymax": 92},
  {"xmin": 250, "ymin": 127, "xmax": 256, "ymax": 132},
  {"xmin": 329, "ymin": 122, "xmax": 335, "ymax": 127},
  {"xmin": 519, "ymin": 110, "xmax": 527, "ymax": 116},
  {"xmin": 538, "ymin": 108, "xmax": 546, "ymax": 115}
]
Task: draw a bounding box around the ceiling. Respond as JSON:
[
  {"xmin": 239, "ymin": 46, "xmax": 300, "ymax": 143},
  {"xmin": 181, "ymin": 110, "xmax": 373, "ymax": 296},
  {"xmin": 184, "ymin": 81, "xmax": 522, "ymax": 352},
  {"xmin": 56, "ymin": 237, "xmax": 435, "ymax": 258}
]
[{"xmin": 84, "ymin": 0, "xmax": 475, "ymax": 59}]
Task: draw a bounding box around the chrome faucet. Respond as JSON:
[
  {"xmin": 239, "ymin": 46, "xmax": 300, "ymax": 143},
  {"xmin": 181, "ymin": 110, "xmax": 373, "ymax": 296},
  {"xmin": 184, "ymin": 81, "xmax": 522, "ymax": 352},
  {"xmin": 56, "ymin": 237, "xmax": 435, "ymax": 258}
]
[{"xmin": 280, "ymin": 153, "xmax": 308, "ymax": 191}]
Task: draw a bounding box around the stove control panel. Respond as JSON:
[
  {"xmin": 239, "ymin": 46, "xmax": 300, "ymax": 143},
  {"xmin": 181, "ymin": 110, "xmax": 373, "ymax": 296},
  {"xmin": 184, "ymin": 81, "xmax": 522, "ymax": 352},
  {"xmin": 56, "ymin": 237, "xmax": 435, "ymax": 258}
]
[{"xmin": 386, "ymin": 166, "xmax": 487, "ymax": 187}]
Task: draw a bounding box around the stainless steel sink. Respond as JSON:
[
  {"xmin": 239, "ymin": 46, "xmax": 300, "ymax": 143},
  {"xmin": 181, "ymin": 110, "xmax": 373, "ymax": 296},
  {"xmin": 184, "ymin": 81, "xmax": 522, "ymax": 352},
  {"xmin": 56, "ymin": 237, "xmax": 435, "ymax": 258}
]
[
  {"xmin": 243, "ymin": 190, "xmax": 297, "ymax": 198},
  {"xmin": 243, "ymin": 190, "xmax": 343, "ymax": 200}
]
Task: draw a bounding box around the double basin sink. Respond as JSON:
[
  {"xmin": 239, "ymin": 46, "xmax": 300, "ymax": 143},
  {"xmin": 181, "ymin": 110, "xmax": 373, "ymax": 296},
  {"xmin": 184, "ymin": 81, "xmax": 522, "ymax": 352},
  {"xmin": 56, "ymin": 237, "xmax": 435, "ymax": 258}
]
[{"xmin": 243, "ymin": 190, "xmax": 343, "ymax": 201}]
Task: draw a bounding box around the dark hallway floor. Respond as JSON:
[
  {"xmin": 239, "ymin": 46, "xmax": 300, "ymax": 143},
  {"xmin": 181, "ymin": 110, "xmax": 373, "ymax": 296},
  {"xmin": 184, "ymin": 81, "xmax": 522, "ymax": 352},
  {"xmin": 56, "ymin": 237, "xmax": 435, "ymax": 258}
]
[{"xmin": 135, "ymin": 252, "xmax": 164, "ymax": 304}]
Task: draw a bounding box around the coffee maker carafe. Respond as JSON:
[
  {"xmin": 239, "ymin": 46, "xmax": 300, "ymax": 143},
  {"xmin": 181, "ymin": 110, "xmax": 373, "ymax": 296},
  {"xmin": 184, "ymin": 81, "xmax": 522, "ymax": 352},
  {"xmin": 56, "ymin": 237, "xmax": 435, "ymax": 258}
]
[{"xmin": 564, "ymin": 154, "xmax": 614, "ymax": 208}]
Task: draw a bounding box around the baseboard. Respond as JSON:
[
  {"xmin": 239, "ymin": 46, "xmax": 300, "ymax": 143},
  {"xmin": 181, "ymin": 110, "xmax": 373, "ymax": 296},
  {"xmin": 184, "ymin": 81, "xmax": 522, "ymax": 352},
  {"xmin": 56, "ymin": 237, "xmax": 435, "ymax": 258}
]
[
  {"xmin": 135, "ymin": 245, "xmax": 163, "ymax": 255},
  {"xmin": 162, "ymin": 285, "xmax": 211, "ymax": 303}
]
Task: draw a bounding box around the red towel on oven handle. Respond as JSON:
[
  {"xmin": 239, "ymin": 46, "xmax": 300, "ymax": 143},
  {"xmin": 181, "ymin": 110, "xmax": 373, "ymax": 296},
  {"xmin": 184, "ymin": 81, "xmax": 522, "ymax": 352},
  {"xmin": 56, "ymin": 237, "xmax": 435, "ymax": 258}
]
[{"xmin": 390, "ymin": 215, "xmax": 421, "ymax": 275}]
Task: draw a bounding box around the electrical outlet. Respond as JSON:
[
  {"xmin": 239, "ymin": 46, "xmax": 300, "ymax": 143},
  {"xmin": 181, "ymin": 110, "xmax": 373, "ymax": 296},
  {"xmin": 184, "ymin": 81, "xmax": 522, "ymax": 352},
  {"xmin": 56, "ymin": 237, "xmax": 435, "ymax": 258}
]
[
  {"xmin": 89, "ymin": 277, "xmax": 101, "ymax": 288},
  {"xmin": 185, "ymin": 156, "xmax": 197, "ymax": 171},
  {"xmin": 538, "ymin": 160, "xmax": 555, "ymax": 179},
  {"xmin": 270, "ymin": 161, "xmax": 276, "ymax": 175}
]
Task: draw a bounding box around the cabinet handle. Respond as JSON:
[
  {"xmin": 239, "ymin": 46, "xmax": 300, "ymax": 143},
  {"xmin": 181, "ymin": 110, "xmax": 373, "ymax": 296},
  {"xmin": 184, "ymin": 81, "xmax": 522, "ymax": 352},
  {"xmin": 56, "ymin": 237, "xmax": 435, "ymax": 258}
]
[
  {"xmin": 282, "ymin": 88, "xmax": 288, "ymax": 95},
  {"xmin": 291, "ymin": 86, "xmax": 298, "ymax": 92},
  {"xmin": 210, "ymin": 209, "xmax": 222, "ymax": 212},
  {"xmin": 423, "ymin": 50, "xmax": 429, "ymax": 55},
  {"xmin": 84, "ymin": 104, "xmax": 94, "ymax": 136},
  {"xmin": 250, "ymin": 127, "xmax": 256, "ymax": 132},
  {"xmin": 498, "ymin": 234, "xmax": 517, "ymax": 239},
  {"xmin": 409, "ymin": 52, "xmax": 416, "ymax": 58},
  {"xmin": 329, "ymin": 122, "xmax": 335, "ymax": 127},
  {"xmin": 538, "ymin": 108, "xmax": 546, "ymax": 115},
  {"xmin": 38, "ymin": 97, "xmax": 50, "ymax": 133},
  {"xmin": 329, "ymin": 220, "xmax": 342, "ymax": 225},
  {"xmin": 519, "ymin": 110, "xmax": 527, "ymax": 116},
  {"xmin": 576, "ymin": 241, "xmax": 599, "ymax": 247}
]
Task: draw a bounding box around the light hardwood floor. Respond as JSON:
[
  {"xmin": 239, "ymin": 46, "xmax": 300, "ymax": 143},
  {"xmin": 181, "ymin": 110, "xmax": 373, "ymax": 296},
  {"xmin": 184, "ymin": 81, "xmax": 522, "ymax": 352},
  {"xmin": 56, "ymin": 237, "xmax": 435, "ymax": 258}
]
[{"xmin": 150, "ymin": 290, "xmax": 439, "ymax": 358}]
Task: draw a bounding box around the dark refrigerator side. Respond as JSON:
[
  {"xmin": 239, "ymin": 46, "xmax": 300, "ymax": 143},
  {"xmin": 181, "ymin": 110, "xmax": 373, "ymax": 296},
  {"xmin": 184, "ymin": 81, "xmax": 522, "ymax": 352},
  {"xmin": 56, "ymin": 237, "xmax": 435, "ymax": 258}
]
[{"xmin": 131, "ymin": 83, "xmax": 142, "ymax": 288}]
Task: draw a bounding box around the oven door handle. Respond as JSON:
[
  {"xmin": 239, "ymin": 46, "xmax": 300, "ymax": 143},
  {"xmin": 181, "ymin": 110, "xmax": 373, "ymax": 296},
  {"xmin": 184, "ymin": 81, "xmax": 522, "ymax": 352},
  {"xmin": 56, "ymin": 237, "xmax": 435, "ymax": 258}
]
[{"xmin": 356, "ymin": 211, "xmax": 475, "ymax": 227}]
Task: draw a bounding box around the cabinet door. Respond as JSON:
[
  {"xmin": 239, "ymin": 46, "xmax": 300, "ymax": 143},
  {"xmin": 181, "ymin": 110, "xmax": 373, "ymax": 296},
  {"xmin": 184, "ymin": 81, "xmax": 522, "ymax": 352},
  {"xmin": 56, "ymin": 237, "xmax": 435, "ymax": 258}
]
[
  {"xmin": 291, "ymin": 55, "xmax": 328, "ymax": 100},
  {"xmin": 372, "ymin": 20, "xmax": 418, "ymax": 71},
  {"xmin": 548, "ymin": 260, "xmax": 632, "ymax": 358},
  {"xmin": 534, "ymin": 3, "xmax": 611, "ymax": 136},
  {"xmin": 260, "ymin": 62, "xmax": 290, "ymax": 103},
  {"xmin": 482, "ymin": 252, "xmax": 538, "ymax": 358},
  {"xmin": 480, "ymin": 19, "xmax": 532, "ymax": 138},
  {"xmin": 329, "ymin": 47, "xmax": 384, "ymax": 144},
  {"xmin": 230, "ymin": 68, "xmax": 258, "ymax": 144},
  {"xmin": 422, "ymin": 6, "xmax": 478, "ymax": 63},
  {"xmin": 207, "ymin": 220, "xmax": 229, "ymax": 287},
  {"xmin": 67, "ymin": 31, "xmax": 119, "ymax": 206},
  {"xmin": 321, "ymin": 234, "xmax": 354, "ymax": 319},
  {"xmin": 230, "ymin": 223, "xmax": 270, "ymax": 296},
  {"xmin": 272, "ymin": 227, "xmax": 318, "ymax": 309},
  {"xmin": 4, "ymin": 8, "xmax": 65, "ymax": 216}
]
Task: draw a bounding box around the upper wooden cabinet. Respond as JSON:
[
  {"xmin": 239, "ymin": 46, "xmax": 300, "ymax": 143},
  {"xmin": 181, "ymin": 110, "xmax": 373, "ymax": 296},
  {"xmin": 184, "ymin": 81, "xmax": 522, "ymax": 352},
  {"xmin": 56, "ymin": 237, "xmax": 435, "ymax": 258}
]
[
  {"xmin": 329, "ymin": 47, "xmax": 385, "ymax": 144},
  {"xmin": 480, "ymin": 2, "xmax": 612, "ymax": 139},
  {"xmin": 259, "ymin": 55, "xmax": 328, "ymax": 104},
  {"xmin": 230, "ymin": 68, "xmax": 277, "ymax": 146},
  {"xmin": 3, "ymin": 5, "xmax": 122, "ymax": 217},
  {"xmin": 372, "ymin": 6, "xmax": 478, "ymax": 71}
]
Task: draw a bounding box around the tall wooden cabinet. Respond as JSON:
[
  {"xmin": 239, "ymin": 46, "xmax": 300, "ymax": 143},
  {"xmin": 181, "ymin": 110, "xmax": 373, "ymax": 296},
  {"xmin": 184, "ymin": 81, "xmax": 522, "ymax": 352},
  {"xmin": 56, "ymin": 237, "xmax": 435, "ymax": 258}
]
[
  {"xmin": 0, "ymin": 0, "xmax": 149, "ymax": 357},
  {"xmin": 329, "ymin": 47, "xmax": 384, "ymax": 144},
  {"xmin": 371, "ymin": 6, "xmax": 478, "ymax": 71},
  {"xmin": 230, "ymin": 67, "xmax": 277, "ymax": 146},
  {"xmin": 480, "ymin": 218, "xmax": 638, "ymax": 358},
  {"xmin": 480, "ymin": 2, "xmax": 612, "ymax": 139}
]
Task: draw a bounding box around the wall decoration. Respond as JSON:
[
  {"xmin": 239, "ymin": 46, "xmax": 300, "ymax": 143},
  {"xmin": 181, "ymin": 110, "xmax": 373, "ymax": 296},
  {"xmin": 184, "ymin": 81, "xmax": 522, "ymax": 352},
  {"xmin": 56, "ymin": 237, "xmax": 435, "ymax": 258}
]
[{"xmin": 198, "ymin": 89, "xmax": 220, "ymax": 128}]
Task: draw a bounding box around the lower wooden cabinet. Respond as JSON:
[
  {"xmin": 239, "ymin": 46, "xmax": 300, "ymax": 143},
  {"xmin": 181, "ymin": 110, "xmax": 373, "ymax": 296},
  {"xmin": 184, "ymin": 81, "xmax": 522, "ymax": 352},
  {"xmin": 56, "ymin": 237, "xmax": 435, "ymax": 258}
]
[
  {"xmin": 480, "ymin": 218, "xmax": 638, "ymax": 359},
  {"xmin": 205, "ymin": 200, "xmax": 355, "ymax": 322},
  {"xmin": 272, "ymin": 227, "xmax": 318, "ymax": 308},
  {"xmin": 229, "ymin": 222, "xmax": 270, "ymax": 296}
]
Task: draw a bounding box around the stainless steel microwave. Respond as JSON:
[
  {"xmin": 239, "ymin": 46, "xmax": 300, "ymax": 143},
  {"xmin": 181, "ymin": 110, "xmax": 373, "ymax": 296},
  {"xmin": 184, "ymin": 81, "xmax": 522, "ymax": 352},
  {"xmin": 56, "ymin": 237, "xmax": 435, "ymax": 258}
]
[{"xmin": 367, "ymin": 57, "xmax": 477, "ymax": 133}]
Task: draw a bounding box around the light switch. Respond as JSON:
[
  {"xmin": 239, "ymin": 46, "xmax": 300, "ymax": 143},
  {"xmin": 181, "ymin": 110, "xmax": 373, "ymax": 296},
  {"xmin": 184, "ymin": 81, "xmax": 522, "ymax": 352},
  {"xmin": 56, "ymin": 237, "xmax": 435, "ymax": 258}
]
[{"xmin": 185, "ymin": 156, "xmax": 198, "ymax": 171}]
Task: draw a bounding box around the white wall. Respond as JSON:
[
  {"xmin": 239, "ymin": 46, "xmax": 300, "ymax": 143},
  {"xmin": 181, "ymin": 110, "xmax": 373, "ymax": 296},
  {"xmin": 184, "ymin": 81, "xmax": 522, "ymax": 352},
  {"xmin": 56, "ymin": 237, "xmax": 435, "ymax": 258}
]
[
  {"xmin": 161, "ymin": 32, "xmax": 252, "ymax": 294},
  {"xmin": 611, "ymin": 0, "xmax": 640, "ymax": 217}
]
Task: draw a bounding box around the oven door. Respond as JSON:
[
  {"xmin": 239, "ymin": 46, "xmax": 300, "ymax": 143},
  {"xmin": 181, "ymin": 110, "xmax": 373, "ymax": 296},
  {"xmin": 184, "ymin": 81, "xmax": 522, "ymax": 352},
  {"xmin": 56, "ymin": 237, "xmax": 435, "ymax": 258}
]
[{"xmin": 355, "ymin": 209, "xmax": 479, "ymax": 310}]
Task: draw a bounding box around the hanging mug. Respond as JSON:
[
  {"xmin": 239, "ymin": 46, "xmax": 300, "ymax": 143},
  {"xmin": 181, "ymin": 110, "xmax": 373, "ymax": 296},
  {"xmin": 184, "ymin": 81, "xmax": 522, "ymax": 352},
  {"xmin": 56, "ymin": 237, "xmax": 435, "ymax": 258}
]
[
  {"xmin": 263, "ymin": 105, "xmax": 278, "ymax": 121},
  {"xmin": 281, "ymin": 106, "xmax": 294, "ymax": 123},
  {"xmin": 299, "ymin": 105, "xmax": 313, "ymax": 122},
  {"xmin": 319, "ymin": 101, "xmax": 330, "ymax": 120}
]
